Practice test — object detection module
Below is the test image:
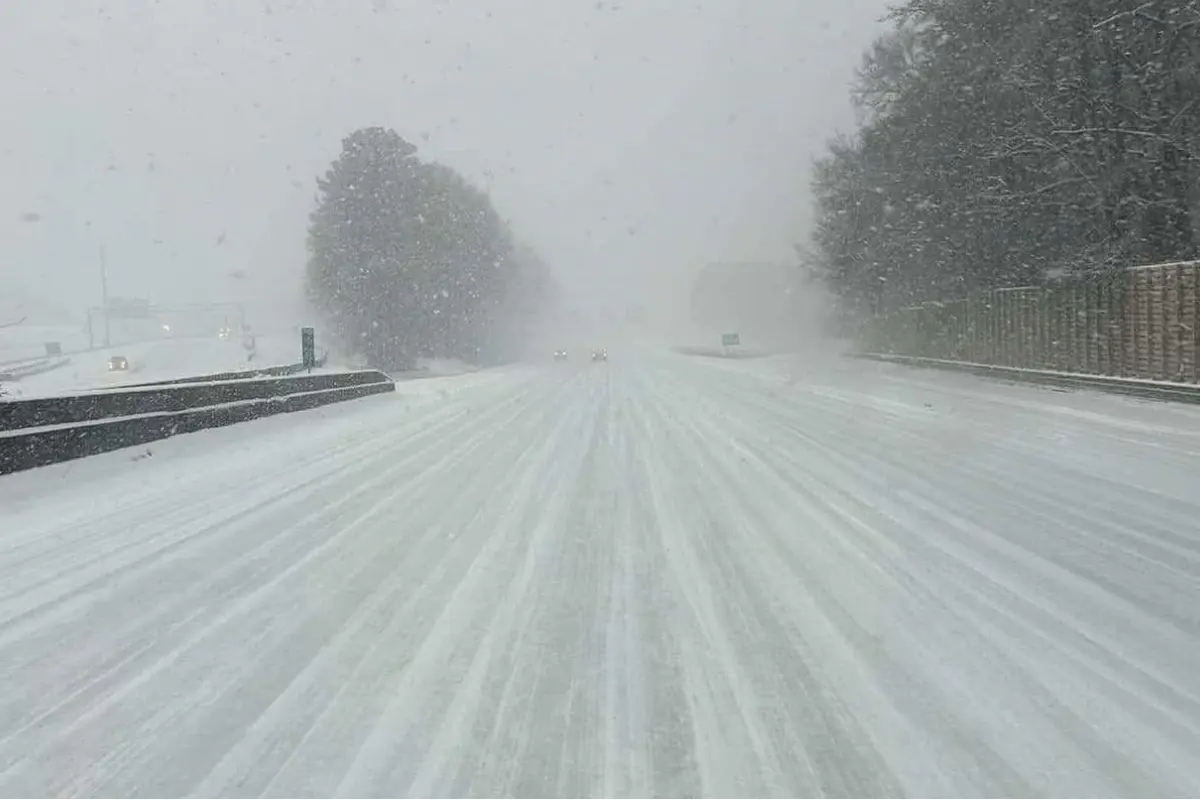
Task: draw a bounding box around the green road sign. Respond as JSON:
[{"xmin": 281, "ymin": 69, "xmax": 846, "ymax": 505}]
[
  {"xmin": 301, "ymin": 326, "xmax": 315, "ymax": 369},
  {"xmin": 722, "ymin": 332, "xmax": 740, "ymax": 347}
]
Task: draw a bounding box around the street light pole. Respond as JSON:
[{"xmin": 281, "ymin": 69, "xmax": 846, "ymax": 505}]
[{"xmin": 99, "ymin": 245, "xmax": 111, "ymax": 348}]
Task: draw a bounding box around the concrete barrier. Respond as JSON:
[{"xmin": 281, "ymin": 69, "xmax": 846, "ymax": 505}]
[
  {"xmin": 0, "ymin": 370, "xmax": 386, "ymax": 432},
  {"xmin": 0, "ymin": 370, "xmax": 394, "ymax": 475}
]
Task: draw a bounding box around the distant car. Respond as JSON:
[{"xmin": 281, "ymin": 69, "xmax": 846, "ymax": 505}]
[
  {"xmin": 591, "ymin": 348, "xmax": 608, "ymax": 362},
  {"xmin": 107, "ymin": 355, "xmax": 129, "ymax": 372},
  {"xmin": 553, "ymin": 349, "xmax": 568, "ymax": 361}
]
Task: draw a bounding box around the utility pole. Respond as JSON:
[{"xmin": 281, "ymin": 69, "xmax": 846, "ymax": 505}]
[{"xmin": 100, "ymin": 245, "xmax": 111, "ymax": 348}]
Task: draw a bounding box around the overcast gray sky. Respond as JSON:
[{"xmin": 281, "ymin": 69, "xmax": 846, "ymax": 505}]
[{"xmin": 0, "ymin": 0, "xmax": 891, "ymax": 328}]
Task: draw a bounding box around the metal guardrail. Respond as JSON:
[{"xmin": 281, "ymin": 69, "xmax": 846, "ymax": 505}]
[
  {"xmin": 0, "ymin": 368, "xmax": 394, "ymax": 475},
  {"xmin": 852, "ymin": 352, "xmax": 1200, "ymax": 404}
]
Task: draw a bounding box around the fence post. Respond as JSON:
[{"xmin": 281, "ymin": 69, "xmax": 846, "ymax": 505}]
[
  {"xmin": 1017, "ymin": 291, "xmax": 1024, "ymax": 367},
  {"xmin": 1098, "ymin": 278, "xmax": 1109, "ymax": 374},
  {"xmin": 1142, "ymin": 267, "xmax": 1152, "ymax": 377},
  {"xmin": 1120, "ymin": 274, "xmax": 1129, "ymax": 376},
  {"xmin": 1177, "ymin": 263, "xmax": 1186, "ymax": 381},
  {"xmin": 1190, "ymin": 263, "xmax": 1200, "ymax": 383},
  {"xmin": 1028, "ymin": 290, "xmax": 1038, "ymax": 368},
  {"xmin": 1157, "ymin": 265, "xmax": 1168, "ymax": 380},
  {"xmin": 1035, "ymin": 289, "xmax": 1046, "ymax": 368},
  {"xmin": 1074, "ymin": 281, "xmax": 1081, "ymax": 372},
  {"xmin": 999, "ymin": 291, "xmax": 1008, "ymax": 365},
  {"xmin": 1056, "ymin": 284, "xmax": 1067, "ymax": 370},
  {"xmin": 1168, "ymin": 264, "xmax": 1181, "ymax": 380},
  {"xmin": 1082, "ymin": 280, "xmax": 1092, "ymax": 373}
]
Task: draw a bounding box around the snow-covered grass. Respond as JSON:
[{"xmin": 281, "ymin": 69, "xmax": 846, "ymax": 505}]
[
  {"xmin": 412, "ymin": 357, "xmax": 479, "ymax": 377},
  {"xmin": 2, "ymin": 335, "xmax": 316, "ymax": 399},
  {"xmin": 672, "ymin": 343, "xmax": 774, "ymax": 359},
  {"xmin": 0, "ymin": 324, "xmax": 90, "ymax": 365},
  {"xmin": 0, "ymin": 356, "xmax": 71, "ymax": 380}
]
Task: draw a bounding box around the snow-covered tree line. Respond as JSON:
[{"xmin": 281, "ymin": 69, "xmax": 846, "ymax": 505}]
[
  {"xmin": 306, "ymin": 126, "xmax": 554, "ymax": 368},
  {"xmin": 811, "ymin": 0, "xmax": 1200, "ymax": 318}
]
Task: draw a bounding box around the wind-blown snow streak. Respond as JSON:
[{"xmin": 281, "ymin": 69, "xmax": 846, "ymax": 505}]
[{"xmin": 0, "ymin": 353, "xmax": 1198, "ymax": 796}]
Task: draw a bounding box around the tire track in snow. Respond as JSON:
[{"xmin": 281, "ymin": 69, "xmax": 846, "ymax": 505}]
[{"xmin": 1, "ymin": 355, "xmax": 1199, "ymax": 795}]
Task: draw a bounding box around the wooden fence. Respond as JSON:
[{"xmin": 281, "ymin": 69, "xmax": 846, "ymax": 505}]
[{"xmin": 859, "ymin": 260, "xmax": 1200, "ymax": 383}]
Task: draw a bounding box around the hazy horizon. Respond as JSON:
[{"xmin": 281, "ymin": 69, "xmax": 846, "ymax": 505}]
[{"xmin": 1, "ymin": 0, "xmax": 891, "ymax": 335}]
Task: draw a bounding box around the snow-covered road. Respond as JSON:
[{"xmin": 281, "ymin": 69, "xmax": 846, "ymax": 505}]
[{"xmin": 2, "ymin": 351, "xmax": 1200, "ymax": 796}]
